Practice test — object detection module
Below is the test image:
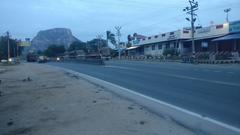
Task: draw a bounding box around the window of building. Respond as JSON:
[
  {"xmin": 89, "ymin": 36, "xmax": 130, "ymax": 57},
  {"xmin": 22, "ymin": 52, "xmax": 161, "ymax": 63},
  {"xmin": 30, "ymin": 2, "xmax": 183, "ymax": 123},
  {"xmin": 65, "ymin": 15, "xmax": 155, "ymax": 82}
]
[
  {"xmin": 201, "ymin": 42, "xmax": 208, "ymax": 48},
  {"xmin": 162, "ymin": 34, "xmax": 166, "ymax": 37},
  {"xmin": 143, "ymin": 38, "xmax": 145, "ymax": 41},
  {"xmin": 201, "ymin": 42, "xmax": 208, "ymax": 52},
  {"xmin": 155, "ymin": 35, "xmax": 158, "ymax": 38},
  {"xmin": 148, "ymin": 37, "xmax": 151, "ymax": 40},
  {"xmin": 176, "ymin": 43, "xmax": 179, "ymax": 48},
  {"xmin": 183, "ymin": 30, "xmax": 189, "ymax": 34},
  {"xmin": 170, "ymin": 32, "xmax": 174, "ymax": 35},
  {"xmin": 173, "ymin": 42, "xmax": 176, "ymax": 48},
  {"xmin": 158, "ymin": 44, "xmax": 162, "ymax": 49},
  {"xmin": 165, "ymin": 43, "xmax": 170, "ymax": 49},
  {"xmin": 152, "ymin": 44, "xmax": 156, "ymax": 50},
  {"xmin": 216, "ymin": 25, "xmax": 223, "ymax": 29}
]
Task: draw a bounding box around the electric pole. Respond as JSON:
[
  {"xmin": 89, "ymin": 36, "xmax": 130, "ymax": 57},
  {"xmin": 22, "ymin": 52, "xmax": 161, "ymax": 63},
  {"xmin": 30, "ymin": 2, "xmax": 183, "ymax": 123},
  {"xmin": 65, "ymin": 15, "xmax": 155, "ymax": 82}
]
[
  {"xmin": 224, "ymin": 8, "xmax": 231, "ymax": 22},
  {"xmin": 6, "ymin": 31, "xmax": 10, "ymax": 61},
  {"xmin": 96, "ymin": 35, "xmax": 103, "ymax": 55},
  {"xmin": 115, "ymin": 26, "xmax": 122, "ymax": 60},
  {"xmin": 183, "ymin": 0, "xmax": 198, "ymax": 58},
  {"xmin": 16, "ymin": 39, "xmax": 20, "ymax": 59}
]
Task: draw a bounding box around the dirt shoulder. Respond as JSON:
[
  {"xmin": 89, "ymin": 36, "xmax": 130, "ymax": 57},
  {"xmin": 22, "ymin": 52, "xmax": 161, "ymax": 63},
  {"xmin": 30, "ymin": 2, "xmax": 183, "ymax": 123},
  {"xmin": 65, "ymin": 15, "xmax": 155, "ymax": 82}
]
[{"xmin": 0, "ymin": 63, "xmax": 196, "ymax": 135}]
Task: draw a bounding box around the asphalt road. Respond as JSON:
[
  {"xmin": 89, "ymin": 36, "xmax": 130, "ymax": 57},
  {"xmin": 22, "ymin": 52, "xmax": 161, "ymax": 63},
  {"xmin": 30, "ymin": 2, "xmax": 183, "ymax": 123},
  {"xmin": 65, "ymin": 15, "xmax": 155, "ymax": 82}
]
[{"xmin": 48, "ymin": 60, "xmax": 240, "ymax": 128}]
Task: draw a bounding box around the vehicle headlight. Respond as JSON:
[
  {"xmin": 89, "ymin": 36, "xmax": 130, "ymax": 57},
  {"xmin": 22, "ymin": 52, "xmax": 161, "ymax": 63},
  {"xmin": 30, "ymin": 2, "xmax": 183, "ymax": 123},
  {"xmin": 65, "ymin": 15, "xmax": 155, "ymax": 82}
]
[
  {"xmin": 57, "ymin": 57, "xmax": 60, "ymax": 61},
  {"xmin": 8, "ymin": 58, "xmax": 12, "ymax": 62}
]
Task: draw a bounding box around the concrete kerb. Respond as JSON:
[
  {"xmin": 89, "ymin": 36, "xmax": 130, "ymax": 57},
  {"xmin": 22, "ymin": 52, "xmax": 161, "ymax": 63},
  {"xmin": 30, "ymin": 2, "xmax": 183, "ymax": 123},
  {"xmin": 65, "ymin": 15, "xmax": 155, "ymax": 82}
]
[{"xmin": 46, "ymin": 64, "xmax": 240, "ymax": 135}]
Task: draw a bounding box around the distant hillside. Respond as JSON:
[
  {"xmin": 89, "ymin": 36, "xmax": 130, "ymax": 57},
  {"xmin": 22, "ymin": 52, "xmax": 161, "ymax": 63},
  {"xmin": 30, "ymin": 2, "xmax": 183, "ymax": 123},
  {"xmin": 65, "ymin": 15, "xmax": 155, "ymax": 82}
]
[{"xmin": 31, "ymin": 28, "xmax": 79, "ymax": 51}]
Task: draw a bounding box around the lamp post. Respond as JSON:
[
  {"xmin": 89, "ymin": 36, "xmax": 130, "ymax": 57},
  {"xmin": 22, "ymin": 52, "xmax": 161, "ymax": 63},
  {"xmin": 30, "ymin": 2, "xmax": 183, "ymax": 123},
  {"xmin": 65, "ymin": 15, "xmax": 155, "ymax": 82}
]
[
  {"xmin": 224, "ymin": 8, "xmax": 231, "ymax": 22},
  {"xmin": 6, "ymin": 31, "xmax": 10, "ymax": 61}
]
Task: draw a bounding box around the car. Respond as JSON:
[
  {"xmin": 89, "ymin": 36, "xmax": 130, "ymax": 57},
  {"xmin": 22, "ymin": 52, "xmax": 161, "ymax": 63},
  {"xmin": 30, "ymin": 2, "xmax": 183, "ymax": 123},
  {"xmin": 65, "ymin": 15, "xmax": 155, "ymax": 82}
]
[
  {"xmin": 1, "ymin": 59, "xmax": 8, "ymax": 63},
  {"xmin": 38, "ymin": 56, "xmax": 48, "ymax": 63}
]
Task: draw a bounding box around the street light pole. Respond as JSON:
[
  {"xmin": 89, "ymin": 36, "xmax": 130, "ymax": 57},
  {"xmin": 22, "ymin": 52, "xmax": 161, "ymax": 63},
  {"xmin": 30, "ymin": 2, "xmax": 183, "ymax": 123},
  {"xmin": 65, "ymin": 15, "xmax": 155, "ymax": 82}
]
[
  {"xmin": 224, "ymin": 8, "xmax": 231, "ymax": 22},
  {"xmin": 96, "ymin": 35, "xmax": 103, "ymax": 55},
  {"xmin": 6, "ymin": 31, "xmax": 10, "ymax": 61}
]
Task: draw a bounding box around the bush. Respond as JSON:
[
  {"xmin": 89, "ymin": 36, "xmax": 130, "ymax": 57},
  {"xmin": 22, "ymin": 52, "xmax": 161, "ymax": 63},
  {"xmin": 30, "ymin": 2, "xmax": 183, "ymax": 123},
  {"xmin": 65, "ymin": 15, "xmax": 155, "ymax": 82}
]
[
  {"xmin": 44, "ymin": 45, "xmax": 65, "ymax": 57},
  {"xmin": 163, "ymin": 48, "xmax": 179, "ymax": 57}
]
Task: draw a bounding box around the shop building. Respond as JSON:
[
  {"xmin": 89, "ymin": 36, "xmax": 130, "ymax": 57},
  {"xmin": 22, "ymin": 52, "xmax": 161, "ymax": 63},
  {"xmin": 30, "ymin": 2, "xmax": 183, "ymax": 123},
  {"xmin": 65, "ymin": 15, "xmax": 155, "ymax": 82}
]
[{"xmin": 126, "ymin": 20, "xmax": 240, "ymax": 59}]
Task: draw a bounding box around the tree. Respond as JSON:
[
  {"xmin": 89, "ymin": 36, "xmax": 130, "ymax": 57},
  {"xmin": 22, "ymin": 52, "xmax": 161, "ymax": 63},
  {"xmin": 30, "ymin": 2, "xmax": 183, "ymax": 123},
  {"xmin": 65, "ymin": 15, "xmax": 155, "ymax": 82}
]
[
  {"xmin": 86, "ymin": 39, "xmax": 107, "ymax": 53},
  {"xmin": 68, "ymin": 41, "xmax": 87, "ymax": 52},
  {"xmin": 163, "ymin": 48, "xmax": 179, "ymax": 57},
  {"xmin": 44, "ymin": 45, "xmax": 65, "ymax": 57},
  {"xmin": 0, "ymin": 36, "xmax": 23, "ymax": 60},
  {"xmin": 37, "ymin": 50, "xmax": 43, "ymax": 55},
  {"xmin": 107, "ymin": 31, "xmax": 116, "ymax": 46}
]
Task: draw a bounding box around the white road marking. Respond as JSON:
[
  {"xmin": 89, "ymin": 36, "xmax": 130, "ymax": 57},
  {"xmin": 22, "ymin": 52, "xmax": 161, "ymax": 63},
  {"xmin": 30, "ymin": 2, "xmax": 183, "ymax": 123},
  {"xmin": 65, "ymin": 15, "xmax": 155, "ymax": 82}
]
[
  {"xmin": 157, "ymin": 72, "xmax": 240, "ymax": 87},
  {"xmin": 104, "ymin": 65, "xmax": 135, "ymax": 70},
  {"xmin": 105, "ymin": 65, "xmax": 240, "ymax": 87},
  {"xmin": 227, "ymin": 72, "xmax": 234, "ymax": 74},
  {"xmin": 214, "ymin": 70, "xmax": 221, "ymax": 73}
]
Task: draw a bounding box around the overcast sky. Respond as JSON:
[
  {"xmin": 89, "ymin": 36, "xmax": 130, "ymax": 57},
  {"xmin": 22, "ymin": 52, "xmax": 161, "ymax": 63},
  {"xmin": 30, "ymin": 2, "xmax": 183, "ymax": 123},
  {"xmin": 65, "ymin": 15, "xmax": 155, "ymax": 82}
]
[{"xmin": 0, "ymin": 0, "xmax": 240, "ymax": 41}]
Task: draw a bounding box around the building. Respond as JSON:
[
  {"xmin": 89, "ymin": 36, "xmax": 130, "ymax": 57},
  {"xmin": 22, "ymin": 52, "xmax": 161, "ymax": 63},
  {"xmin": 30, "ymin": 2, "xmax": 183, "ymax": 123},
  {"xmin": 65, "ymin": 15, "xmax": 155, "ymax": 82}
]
[
  {"xmin": 126, "ymin": 20, "xmax": 240, "ymax": 59},
  {"xmin": 140, "ymin": 29, "xmax": 191, "ymax": 56},
  {"xmin": 126, "ymin": 29, "xmax": 191, "ymax": 56},
  {"xmin": 183, "ymin": 22, "xmax": 229, "ymax": 54}
]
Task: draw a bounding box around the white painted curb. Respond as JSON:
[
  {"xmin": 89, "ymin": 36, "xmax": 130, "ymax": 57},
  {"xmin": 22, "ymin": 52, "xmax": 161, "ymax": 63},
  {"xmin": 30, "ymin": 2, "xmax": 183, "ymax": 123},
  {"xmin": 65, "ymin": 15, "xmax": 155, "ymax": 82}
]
[{"xmin": 49, "ymin": 65, "xmax": 240, "ymax": 135}]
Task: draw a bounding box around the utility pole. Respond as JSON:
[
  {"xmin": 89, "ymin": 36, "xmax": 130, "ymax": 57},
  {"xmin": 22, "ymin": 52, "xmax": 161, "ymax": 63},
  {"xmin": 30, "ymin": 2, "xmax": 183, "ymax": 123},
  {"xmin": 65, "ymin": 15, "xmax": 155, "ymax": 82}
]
[
  {"xmin": 6, "ymin": 31, "xmax": 10, "ymax": 61},
  {"xmin": 96, "ymin": 35, "xmax": 103, "ymax": 55},
  {"xmin": 183, "ymin": 0, "xmax": 198, "ymax": 58},
  {"xmin": 224, "ymin": 8, "xmax": 231, "ymax": 22},
  {"xmin": 115, "ymin": 26, "xmax": 122, "ymax": 60},
  {"xmin": 16, "ymin": 39, "xmax": 20, "ymax": 59}
]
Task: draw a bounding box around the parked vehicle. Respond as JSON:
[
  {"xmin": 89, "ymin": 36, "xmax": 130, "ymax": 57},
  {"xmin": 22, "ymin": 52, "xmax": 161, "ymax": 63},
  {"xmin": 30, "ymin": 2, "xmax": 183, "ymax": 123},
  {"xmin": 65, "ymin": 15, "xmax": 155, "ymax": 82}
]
[
  {"xmin": 1, "ymin": 59, "xmax": 8, "ymax": 63},
  {"xmin": 27, "ymin": 53, "xmax": 38, "ymax": 62},
  {"xmin": 38, "ymin": 56, "xmax": 48, "ymax": 63}
]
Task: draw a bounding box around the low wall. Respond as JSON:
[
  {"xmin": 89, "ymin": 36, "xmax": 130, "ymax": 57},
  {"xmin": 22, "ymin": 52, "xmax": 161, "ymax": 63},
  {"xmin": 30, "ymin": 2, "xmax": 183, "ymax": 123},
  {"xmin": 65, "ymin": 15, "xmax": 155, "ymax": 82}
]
[{"xmin": 112, "ymin": 56, "xmax": 240, "ymax": 64}]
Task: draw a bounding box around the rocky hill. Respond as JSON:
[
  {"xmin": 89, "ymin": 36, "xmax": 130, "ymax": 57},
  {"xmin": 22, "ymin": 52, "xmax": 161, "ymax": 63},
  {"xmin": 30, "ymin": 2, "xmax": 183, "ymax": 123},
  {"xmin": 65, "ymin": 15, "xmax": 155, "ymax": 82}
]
[{"xmin": 31, "ymin": 28, "xmax": 79, "ymax": 51}]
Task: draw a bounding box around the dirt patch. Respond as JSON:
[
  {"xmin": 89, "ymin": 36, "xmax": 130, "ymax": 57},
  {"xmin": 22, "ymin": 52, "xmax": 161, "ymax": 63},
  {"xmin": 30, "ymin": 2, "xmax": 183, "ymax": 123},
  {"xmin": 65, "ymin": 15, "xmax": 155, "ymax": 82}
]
[
  {"xmin": 0, "ymin": 63, "xmax": 197, "ymax": 135},
  {"xmin": 5, "ymin": 127, "xmax": 33, "ymax": 135}
]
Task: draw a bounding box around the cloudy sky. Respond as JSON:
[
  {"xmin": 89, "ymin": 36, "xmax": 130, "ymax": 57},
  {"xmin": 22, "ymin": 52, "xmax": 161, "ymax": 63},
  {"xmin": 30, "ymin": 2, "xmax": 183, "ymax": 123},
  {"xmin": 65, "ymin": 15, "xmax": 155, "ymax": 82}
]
[{"xmin": 0, "ymin": 0, "xmax": 240, "ymax": 41}]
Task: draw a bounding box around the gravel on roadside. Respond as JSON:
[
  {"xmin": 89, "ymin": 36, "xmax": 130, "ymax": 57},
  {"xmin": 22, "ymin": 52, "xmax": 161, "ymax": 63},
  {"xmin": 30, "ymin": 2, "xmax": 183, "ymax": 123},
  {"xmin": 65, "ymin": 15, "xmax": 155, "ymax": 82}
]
[{"xmin": 0, "ymin": 63, "xmax": 197, "ymax": 135}]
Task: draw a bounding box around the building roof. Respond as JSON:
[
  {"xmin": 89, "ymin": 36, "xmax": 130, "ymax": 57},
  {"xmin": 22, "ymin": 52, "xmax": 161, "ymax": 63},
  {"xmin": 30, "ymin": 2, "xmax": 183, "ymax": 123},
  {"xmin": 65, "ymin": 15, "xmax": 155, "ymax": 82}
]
[
  {"xmin": 126, "ymin": 46, "xmax": 140, "ymax": 50},
  {"xmin": 212, "ymin": 33, "xmax": 240, "ymax": 42}
]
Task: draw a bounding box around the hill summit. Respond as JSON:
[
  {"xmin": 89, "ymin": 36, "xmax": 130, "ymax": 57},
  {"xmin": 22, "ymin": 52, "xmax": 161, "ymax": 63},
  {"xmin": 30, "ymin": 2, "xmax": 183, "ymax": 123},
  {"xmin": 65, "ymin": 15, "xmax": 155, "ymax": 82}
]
[{"xmin": 31, "ymin": 28, "xmax": 79, "ymax": 51}]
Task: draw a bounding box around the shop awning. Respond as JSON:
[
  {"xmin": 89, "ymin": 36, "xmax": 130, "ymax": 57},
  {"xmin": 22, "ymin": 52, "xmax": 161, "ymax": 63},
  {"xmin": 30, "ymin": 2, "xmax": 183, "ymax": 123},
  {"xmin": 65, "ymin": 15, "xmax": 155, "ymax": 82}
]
[{"xmin": 212, "ymin": 33, "xmax": 240, "ymax": 42}]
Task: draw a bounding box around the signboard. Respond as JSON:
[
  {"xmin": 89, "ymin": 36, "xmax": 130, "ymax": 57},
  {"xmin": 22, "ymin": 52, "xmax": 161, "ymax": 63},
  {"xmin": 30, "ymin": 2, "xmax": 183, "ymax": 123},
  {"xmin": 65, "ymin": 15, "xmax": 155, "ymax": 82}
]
[
  {"xmin": 132, "ymin": 39, "xmax": 140, "ymax": 45},
  {"xmin": 230, "ymin": 20, "xmax": 240, "ymax": 33},
  {"xmin": 167, "ymin": 35, "xmax": 177, "ymax": 40},
  {"xmin": 19, "ymin": 38, "xmax": 31, "ymax": 46},
  {"xmin": 201, "ymin": 42, "xmax": 208, "ymax": 48},
  {"xmin": 197, "ymin": 27, "xmax": 211, "ymax": 34},
  {"xmin": 20, "ymin": 41, "xmax": 31, "ymax": 46}
]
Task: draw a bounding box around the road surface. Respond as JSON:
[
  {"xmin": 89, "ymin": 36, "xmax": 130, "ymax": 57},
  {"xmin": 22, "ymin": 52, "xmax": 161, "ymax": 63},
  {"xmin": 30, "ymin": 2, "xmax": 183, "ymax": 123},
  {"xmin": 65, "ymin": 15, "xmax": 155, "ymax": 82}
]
[{"xmin": 48, "ymin": 60, "xmax": 240, "ymax": 128}]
